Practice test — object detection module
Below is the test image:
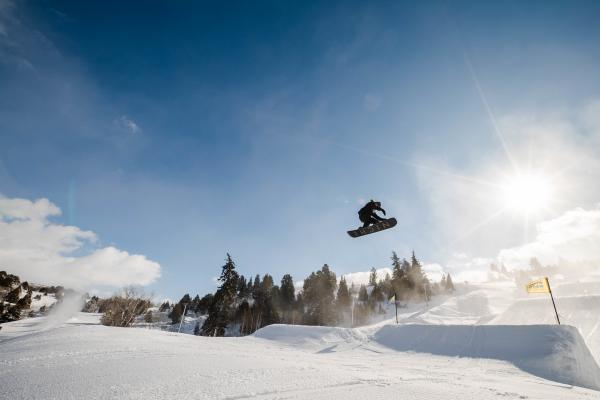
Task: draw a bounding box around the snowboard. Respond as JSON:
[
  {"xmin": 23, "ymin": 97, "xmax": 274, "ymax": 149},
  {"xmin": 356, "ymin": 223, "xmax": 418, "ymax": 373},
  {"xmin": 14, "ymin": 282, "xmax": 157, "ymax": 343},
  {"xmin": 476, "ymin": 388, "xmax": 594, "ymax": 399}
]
[{"xmin": 347, "ymin": 218, "xmax": 397, "ymax": 238}]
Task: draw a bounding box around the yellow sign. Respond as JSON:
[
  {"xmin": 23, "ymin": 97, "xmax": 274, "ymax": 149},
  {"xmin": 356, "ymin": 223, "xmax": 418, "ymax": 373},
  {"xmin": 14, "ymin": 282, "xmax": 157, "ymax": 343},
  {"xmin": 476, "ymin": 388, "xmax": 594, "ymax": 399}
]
[{"xmin": 526, "ymin": 277, "xmax": 551, "ymax": 294}]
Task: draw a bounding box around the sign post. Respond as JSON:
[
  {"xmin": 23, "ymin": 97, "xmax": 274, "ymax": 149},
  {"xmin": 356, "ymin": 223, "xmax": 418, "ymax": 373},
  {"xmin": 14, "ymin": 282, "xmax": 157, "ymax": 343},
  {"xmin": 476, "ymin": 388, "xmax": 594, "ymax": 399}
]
[
  {"xmin": 178, "ymin": 304, "xmax": 188, "ymax": 333},
  {"xmin": 547, "ymin": 279, "xmax": 561, "ymax": 325},
  {"xmin": 526, "ymin": 277, "xmax": 560, "ymax": 325},
  {"xmin": 389, "ymin": 292, "xmax": 398, "ymax": 324}
]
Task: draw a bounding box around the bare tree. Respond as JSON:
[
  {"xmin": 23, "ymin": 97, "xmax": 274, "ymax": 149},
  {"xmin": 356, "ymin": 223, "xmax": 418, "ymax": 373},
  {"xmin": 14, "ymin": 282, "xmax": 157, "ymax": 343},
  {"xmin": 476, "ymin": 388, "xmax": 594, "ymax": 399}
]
[{"xmin": 100, "ymin": 287, "xmax": 152, "ymax": 327}]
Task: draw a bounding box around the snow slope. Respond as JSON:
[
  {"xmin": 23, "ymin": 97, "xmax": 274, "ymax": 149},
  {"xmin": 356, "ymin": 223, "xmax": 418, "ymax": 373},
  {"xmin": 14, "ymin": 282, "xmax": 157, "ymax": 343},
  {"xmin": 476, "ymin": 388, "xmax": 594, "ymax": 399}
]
[
  {"xmin": 372, "ymin": 324, "xmax": 600, "ymax": 390},
  {"xmin": 395, "ymin": 282, "xmax": 600, "ymax": 367},
  {"xmin": 491, "ymin": 295, "xmax": 600, "ymax": 362},
  {"xmin": 255, "ymin": 323, "xmax": 600, "ymax": 390},
  {"xmin": 2, "ymin": 313, "xmax": 600, "ymax": 399}
]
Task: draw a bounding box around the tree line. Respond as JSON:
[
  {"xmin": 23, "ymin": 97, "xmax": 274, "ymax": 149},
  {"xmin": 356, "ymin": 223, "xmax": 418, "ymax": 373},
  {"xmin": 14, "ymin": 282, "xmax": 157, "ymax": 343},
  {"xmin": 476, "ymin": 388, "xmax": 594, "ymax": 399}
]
[{"xmin": 161, "ymin": 252, "xmax": 455, "ymax": 337}]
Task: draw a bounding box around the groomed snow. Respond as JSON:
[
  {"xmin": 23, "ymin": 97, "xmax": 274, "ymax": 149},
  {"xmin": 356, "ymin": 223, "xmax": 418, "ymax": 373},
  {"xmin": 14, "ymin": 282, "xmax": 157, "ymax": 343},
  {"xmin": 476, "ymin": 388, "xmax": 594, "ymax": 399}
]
[{"xmin": 2, "ymin": 311, "xmax": 600, "ymax": 399}]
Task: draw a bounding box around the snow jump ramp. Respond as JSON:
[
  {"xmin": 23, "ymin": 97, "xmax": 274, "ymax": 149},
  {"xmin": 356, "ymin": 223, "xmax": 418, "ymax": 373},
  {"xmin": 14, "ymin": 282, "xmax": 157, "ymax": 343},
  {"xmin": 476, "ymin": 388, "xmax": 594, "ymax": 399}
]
[
  {"xmin": 256, "ymin": 323, "xmax": 600, "ymax": 390},
  {"xmin": 373, "ymin": 324, "xmax": 600, "ymax": 390}
]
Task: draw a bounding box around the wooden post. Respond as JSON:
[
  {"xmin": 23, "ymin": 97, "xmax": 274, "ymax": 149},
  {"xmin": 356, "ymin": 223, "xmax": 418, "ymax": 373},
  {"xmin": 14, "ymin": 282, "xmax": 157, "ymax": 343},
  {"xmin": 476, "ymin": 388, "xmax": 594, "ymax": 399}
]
[
  {"xmin": 394, "ymin": 291, "xmax": 398, "ymax": 324},
  {"xmin": 178, "ymin": 304, "xmax": 187, "ymax": 333},
  {"xmin": 546, "ymin": 278, "xmax": 560, "ymax": 325},
  {"xmin": 351, "ymin": 297, "xmax": 355, "ymax": 327}
]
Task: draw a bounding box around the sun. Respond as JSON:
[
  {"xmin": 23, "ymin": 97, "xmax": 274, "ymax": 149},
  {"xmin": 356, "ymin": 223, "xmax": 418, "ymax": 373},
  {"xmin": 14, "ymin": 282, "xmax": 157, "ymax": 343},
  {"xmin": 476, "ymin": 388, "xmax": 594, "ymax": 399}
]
[{"xmin": 501, "ymin": 172, "xmax": 554, "ymax": 215}]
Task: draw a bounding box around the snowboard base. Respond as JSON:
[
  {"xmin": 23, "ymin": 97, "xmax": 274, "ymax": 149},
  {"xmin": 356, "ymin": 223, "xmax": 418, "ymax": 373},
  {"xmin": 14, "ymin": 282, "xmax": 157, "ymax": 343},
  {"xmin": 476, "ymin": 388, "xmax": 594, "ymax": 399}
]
[{"xmin": 347, "ymin": 218, "xmax": 397, "ymax": 238}]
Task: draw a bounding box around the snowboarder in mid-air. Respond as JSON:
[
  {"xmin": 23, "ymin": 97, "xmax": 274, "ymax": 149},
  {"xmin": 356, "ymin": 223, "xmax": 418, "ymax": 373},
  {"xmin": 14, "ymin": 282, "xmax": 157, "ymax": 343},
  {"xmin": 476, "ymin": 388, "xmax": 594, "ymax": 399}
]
[
  {"xmin": 347, "ymin": 200, "xmax": 397, "ymax": 238},
  {"xmin": 358, "ymin": 199, "xmax": 387, "ymax": 228}
]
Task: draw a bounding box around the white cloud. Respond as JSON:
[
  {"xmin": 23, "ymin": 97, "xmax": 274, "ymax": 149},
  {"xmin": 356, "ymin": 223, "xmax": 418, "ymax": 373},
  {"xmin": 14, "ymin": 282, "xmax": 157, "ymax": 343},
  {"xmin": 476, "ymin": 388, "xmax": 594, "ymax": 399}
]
[
  {"xmin": 342, "ymin": 267, "xmax": 392, "ymax": 287},
  {"xmin": 0, "ymin": 194, "xmax": 160, "ymax": 289},
  {"xmin": 415, "ymin": 98, "xmax": 600, "ymax": 282},
  {"xmin": 499, "ymin": 205, "xmax": 600, "ymax": 269},
  {"xmin": 422, "ymin": 263, "xmax": 445, "ymax": 282},
  {"xmin": 444, "ymin": 254, "xmax": 494, "ymax": 283},
  {"xmin": 115, "ymin": 115, "xmax": 141, "ymax": 134}
]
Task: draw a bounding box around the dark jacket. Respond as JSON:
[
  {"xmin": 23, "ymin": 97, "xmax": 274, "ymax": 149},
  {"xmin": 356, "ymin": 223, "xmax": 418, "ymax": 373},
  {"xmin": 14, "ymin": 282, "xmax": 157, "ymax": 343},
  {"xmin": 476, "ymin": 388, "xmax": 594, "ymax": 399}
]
[{"xmin": 358, "ymin": 201, "xmax": 385, "ymax": 220}]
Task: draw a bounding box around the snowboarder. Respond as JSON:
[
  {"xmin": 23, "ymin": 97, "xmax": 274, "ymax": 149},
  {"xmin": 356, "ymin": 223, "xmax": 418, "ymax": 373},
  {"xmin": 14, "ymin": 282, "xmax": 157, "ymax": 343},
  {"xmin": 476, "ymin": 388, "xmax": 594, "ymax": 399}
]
[
  {"xmin": 358, "ymin": 200, "xmax": 387, "ymax": 228},
  {"xmin": 347, "ymin": 200, "xmax": 397, "ymax": 238}
]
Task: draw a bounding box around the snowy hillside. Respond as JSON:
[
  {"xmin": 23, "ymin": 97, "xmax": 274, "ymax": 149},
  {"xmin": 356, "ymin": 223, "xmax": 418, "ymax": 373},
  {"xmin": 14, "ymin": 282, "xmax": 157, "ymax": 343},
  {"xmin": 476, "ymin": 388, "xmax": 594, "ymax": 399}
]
[
  {"xmin": 3, "ymin": 279, "xmax": 600, "ymax": 399},
  {"xmin": 2, "ymin": 313, "xmax": 599, "ymax": 399}
]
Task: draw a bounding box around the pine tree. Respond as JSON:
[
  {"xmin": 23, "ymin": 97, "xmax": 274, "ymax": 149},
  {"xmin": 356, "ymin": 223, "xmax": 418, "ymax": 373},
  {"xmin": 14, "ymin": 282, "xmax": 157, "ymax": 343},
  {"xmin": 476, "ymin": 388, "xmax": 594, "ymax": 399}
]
[
  {"xmin": 169, "ymin": 302, "xmax": 183, "ymax": 324},
  {"xmin": 408, "ymin": 251, "xmax": 426, "ymax": 297},
  {"xmin": 302, "ymin": 264, "xmax": 337, "ymax": 326},
  {"xmin": 191, "ymin": 295, "xmax": 201, "ymax": 312},
  {"xmin": 144, "ymin": 310, "xmax": 153, "ymax": 323},
  {"xmin": 369, "ymin": 267, "xmax": 377, "ymax": 287},
  {"xmin": 295, "ymin": 292, "xmax": 304, "ymax": 322},
  {"xmin": 358, "ymin": 284, "xmax": 368, "ymax": 303},
  {"xmin": 270, "ymin": 285, "xmax": 281, "ymax": 310},
  {"xmin": 159, "ymin": 301, "xmax": 170, "ymax": 312},
  {"xmin": 391, "ymin": 252, "xmax": 409, "ymax": 301},
  {"xmin": 236, "ymin": 300, "xmax": 253, "ymax": 335},
  {"xmin": 391, "ymin": 255, "xmax": 403, "ymax": 281},
  {"xmin": 200, "ymin": 254, "xmax": 240, "ymax": 336},
  {"xmin": 237, "ymin": 276, "xmax": 248, "ymax": 298},
  {"xmin": 261, "ymin": 274, "xmax": 274, "ymax": 292},
  {"xmin": 253, "ymin": 274, "xmax": 261, "ymax": 293},
  {"xmin": 179, "ymin": 294, "xmax": 191, "ymax": 308},
  {"xmin": 280, "ymin": 274, "xmax": 295, "ymax": 323},
  {"xmin": 172, "ymin": 294, "xmax": 192, "ymax": 321},
  {"xmin": 251, "ymin": 284, "xmax": 279, "ymax": 331},
  {"xmin": 349, "ymin": 282, "xmax": 357, "ymax": 296},
  {"xmin": 336, "ymin": 276, "xmax": 351, "ymax": 320},
  {"xmin": 445, "ymin": 273, "xmax": 455, "ymax": 292},
  {"xmin": 401, "ymin": 258, "xmax": 411, "ymax": 273},
  {"xmin": 195, "ymin": 294, "xmax": 213, "ymax": 315},
  {"xmin": 371, "ymin": 284, "xmax": 385, "ymax": 303},
  {"xmin": 380, "ymin": 272, "xmax": 393, "ymax": 298}
]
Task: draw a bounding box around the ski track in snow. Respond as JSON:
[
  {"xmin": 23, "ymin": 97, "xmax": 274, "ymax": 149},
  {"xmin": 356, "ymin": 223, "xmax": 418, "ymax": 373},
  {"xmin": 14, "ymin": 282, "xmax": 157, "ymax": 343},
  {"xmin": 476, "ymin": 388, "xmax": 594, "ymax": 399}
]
[{"xmin": 2, "ymin": 281, "xmax": 600, "ymax": 399}]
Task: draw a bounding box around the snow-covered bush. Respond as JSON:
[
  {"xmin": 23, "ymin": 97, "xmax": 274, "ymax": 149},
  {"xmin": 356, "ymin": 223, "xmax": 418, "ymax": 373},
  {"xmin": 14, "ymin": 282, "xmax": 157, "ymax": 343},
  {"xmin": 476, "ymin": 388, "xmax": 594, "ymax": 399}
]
[{"xmin": 100, "ymin": 287, "xmax": 152, "ymax": 327}]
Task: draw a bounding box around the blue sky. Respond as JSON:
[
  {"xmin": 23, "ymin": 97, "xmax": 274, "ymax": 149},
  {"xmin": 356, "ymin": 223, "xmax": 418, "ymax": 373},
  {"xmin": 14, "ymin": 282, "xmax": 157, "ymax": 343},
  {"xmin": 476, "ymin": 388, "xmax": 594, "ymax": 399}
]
[{"xmin": 2, "ymin": 1, "xmax": 600, "ymax": 298}]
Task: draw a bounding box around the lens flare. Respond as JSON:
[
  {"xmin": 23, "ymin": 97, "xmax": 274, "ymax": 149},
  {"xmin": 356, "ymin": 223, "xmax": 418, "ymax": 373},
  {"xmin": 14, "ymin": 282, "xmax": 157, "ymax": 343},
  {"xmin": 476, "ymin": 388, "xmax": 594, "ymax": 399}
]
[{"xmin": 502, "ymin": 173, "xmax": 553, "ymax": 214}]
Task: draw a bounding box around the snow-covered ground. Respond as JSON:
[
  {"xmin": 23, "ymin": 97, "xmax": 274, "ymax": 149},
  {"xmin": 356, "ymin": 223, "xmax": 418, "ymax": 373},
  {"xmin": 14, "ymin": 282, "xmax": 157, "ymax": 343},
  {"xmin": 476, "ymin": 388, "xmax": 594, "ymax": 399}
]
[
  {"xmin": 2, "ymin": 281, "xmax": 600, "ymax": 399},
  {"xmin": 2, "ymin": 313, "xmax": 598, "ymax": 399}
]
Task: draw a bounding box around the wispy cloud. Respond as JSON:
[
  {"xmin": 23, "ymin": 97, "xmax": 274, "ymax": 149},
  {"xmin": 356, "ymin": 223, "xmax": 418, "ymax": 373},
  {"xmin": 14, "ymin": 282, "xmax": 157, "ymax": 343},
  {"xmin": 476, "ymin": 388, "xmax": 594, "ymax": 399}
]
[
  {"xmin": 115, "ymin": 115, "xmax": 142, "ymax": 134},
  {"xmin": 0, "ymin": 194, "xmax": 161, "ymax": 289},
  {"xmin": 0, "ymin": 0, "xmax": 40, "ymax": 70}
]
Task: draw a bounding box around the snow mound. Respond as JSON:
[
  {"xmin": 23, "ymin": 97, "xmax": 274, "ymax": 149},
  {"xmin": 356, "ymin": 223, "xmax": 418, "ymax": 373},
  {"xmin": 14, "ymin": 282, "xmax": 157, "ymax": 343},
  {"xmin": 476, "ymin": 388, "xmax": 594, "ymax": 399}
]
[
  {"xmin": 254, "ymin": 322, "xmax": 600, "ymax": 390},
  {"xmin": 491, "ymin": 295, "xmax": 600, "ymax": 360},
  {"xmin": 373, "ymin": 324, "xmax": 600, "ymax": 390},
  {"xmin": 253, "ymin": 324, "xmax": 368, "ymax": 352},
  {"xmin": 405, "ymin": 283, "xmax": 516, "ymax": 325}
]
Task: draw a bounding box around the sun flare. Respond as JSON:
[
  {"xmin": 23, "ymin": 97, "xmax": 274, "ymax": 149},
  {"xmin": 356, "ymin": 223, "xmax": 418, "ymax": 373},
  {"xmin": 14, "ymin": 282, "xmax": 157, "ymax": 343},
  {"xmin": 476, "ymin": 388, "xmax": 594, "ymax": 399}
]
[{"xmin": 502, "ymin": 173, "xmax": 554, "ymax": 214}]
